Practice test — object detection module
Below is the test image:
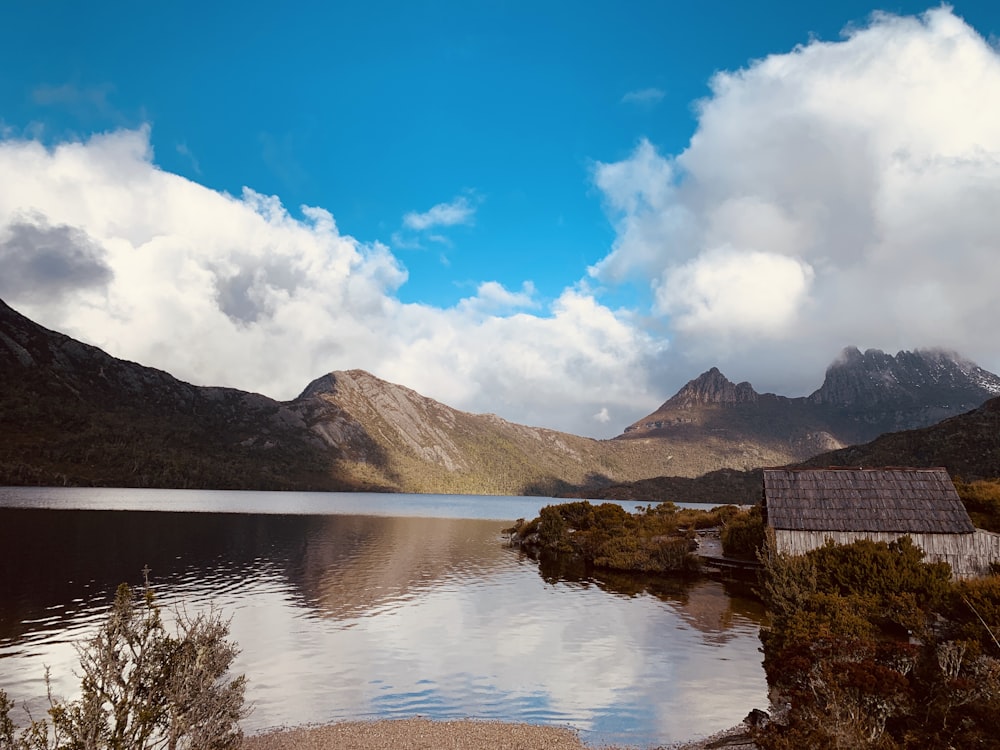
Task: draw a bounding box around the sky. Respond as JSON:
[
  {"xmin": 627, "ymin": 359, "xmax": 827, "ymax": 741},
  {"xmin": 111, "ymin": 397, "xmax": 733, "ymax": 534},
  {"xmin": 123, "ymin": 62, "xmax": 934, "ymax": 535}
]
[{"xmin": 1, "ymin": 2, "xmax": 1000, "ymax": 438}]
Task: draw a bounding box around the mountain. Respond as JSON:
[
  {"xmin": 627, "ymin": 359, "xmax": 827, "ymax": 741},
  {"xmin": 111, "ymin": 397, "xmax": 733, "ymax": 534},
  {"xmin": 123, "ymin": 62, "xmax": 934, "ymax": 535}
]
[
  {"xmin": 796, "ymin": 395, "xmax": 1000, "ymax": 481},
  {"xmin": 0, "ymin": 298, "xmax": 341, "ymax": 490},
  {"xmin": 3, "ymin": 297, "xmax": 998, "ymax": 494},
  {"xmin": 0, "ymin": 299, "xmax": 686, "ymax": 492},
  {"xmin": 289, "ymin": 369, "xmax": 674, "ymax": 495},
  {"xmin": 618, "ymin": 347, "xmax": 1000, "ymax": 467},
  {"xmin": 583, "ymin": 395, "xmax": 1000, "ymax": 506}
]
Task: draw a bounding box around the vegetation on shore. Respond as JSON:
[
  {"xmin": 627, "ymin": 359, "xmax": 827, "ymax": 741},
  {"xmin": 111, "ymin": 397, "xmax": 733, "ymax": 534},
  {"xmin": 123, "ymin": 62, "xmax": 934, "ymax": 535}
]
[
  {"xmin": 0, "ymin": 577, "xmax": 247, "ymax": 750},
  {"xmin": 751, "ymin": 534, "xmax": 1000, "ymax": 749},
  {"xmin": 512, "ymin": 492, "xmax": 1000, "ymax": 747},
  {"xmin": 956, "ymin": 478, "xmax": 1000, "ymax": 533},
  {"xmin": 509, "ymin": 500, "xmax": 753, "ymax": 574}
]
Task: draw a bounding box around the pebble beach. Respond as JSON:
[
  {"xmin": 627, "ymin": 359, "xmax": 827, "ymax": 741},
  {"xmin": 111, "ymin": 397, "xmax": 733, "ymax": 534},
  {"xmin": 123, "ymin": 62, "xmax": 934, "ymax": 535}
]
[{"xmin": 241, "ymin": 718, "xmax": 758, "ymax": 750}]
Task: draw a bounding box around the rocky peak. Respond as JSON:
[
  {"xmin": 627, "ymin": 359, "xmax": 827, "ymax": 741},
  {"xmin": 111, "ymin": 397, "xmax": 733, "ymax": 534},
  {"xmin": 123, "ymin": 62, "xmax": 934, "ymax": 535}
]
[
  {"xmin": 808, "ymin": 347, "xmax": 1000, "ymax": 409},
  {"xmin": 665, "ymin": 367, "xmax": 759, "ymax": 408}
]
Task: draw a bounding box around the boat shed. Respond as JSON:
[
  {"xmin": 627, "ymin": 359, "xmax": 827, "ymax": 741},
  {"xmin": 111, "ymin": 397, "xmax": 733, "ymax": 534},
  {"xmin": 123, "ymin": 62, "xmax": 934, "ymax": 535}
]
[{"xmin": 762, "ymin": 467, "xmax": 1000, "ymax": 578}]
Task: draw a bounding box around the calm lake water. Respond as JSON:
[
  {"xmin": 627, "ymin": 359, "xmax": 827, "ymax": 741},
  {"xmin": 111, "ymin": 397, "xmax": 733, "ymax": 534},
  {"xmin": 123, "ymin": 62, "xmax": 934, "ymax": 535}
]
[{"xmin": 0, "ymin": 487, "xmax": 767, "ymax": 748}]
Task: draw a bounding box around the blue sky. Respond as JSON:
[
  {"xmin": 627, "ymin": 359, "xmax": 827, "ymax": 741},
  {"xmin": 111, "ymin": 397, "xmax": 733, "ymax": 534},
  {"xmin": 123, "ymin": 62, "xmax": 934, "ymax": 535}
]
[{"xmin": 2, "ymin": 2, "xmax": 1000, "ymax": 437}]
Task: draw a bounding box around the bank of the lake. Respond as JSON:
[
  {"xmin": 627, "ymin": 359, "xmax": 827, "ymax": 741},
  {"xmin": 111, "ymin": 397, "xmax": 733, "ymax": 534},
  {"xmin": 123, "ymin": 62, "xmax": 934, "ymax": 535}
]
[
  {"xmin": 0, "ymin": 487, "xmax": 768, "ymax": 748},
  {"xmin": 241, "ymin": 718, "xmax": 759, "ymax": 750}
]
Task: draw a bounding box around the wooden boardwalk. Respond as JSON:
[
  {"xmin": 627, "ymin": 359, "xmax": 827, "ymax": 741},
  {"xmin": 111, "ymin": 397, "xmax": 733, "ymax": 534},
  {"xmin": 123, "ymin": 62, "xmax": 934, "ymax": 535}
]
[{"xmin": 695, "ymin": 534, "xmax": 763, "ymax": 575}]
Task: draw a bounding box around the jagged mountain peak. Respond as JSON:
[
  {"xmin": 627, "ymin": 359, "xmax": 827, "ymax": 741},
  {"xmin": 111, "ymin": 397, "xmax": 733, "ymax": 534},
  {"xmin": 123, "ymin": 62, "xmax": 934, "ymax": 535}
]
[
  {"xmin": 809, "ymin": 347, "xmax": 1000, "ymax": 408},
  {"xmin": 666, "ymin": 367, "xmax": 759, "ymax": 407},
  {"xmin": 619, "ymin": 346, "xmax": 1000, "ymax": 458}
]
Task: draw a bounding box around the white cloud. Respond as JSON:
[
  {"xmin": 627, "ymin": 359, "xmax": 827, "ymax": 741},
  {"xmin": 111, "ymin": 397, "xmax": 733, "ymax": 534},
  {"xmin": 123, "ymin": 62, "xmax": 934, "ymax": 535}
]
[
  {"xmin": 592, "ymin": 6, "xmax": 1000, "ymax": 392},
  {"xmin": 6, "ymin": 7, "xmax": 1000, "ymax": 441},
  {"xmin": 660, "ymin": 247, "xmax": 814, "ymax": 336},
  {"xmin": 403, "ymin": 195, "xmax": 476, "ymax": 230},
  {"xmin": 0, "ymin": 128, "xmax": 663, "ymax": 438},
  {"xmin": 456, "ymin": 280, "xmax": 538, "ymax": 315},
  {"xmin": 621, "ymin": 87, "xmax": 666, "ymax": 105}
]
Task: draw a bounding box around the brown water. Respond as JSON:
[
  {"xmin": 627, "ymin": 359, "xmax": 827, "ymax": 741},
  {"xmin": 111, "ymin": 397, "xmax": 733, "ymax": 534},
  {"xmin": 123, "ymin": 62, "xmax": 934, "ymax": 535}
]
[{"xmin": 0, "ymin": 488, "xmax": 767, "ymax": 747}]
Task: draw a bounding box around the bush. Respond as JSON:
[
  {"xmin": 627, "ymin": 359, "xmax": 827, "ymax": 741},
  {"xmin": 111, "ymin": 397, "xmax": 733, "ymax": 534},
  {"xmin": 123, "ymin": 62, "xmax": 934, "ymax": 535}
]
[
  {"xmin": 721, "ymin": 505, "xmax": 765, "ymax": 557},
  {"xmin": 0, "ymin": 577, "xmax": 247, "ymax": 750},
  {"xmin": 518, "ymin": 500, "xmax": 704, "ymax": 573},
  {"xmin": 957, "ymin": 479, "xmax": 1000, "ymax": 533},
  {"xmin": 754, "ymin": 537, "xmax": 1000, "ymax": 749}
]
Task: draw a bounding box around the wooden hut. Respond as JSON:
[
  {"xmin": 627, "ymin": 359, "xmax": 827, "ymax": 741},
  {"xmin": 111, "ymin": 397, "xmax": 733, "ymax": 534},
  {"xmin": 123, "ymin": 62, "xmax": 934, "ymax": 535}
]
[{"xmin": 762, "ymin": 467, "xmax": 1000, "ymax": 578}]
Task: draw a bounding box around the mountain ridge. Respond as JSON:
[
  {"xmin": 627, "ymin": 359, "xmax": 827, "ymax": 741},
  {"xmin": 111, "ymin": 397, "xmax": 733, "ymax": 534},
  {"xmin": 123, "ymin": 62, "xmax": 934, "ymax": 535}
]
[
  {"xmin": 620, "ymin": 347, "xmax": 1000, "ymax": 460},
  {"xmin": 2, "ymin": 297, "xmax": 997, "ymax": 494}
]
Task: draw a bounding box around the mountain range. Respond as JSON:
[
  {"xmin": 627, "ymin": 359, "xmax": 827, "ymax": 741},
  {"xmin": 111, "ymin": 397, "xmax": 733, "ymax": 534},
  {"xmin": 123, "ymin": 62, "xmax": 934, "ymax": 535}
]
[
  {"xmin": 619, "ymin": 347, "xmax": 1000, "ymax": 462},
  {"xmin": 1, "ymin": 297, "xmax": 998, "ymax": 497}
]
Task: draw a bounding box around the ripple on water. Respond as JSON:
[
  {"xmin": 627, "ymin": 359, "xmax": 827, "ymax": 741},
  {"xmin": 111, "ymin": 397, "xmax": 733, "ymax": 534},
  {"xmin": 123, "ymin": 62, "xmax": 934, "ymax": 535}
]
[{"xmin": 1, "ymin": 496, "xmax": 767, "ymax": 749}]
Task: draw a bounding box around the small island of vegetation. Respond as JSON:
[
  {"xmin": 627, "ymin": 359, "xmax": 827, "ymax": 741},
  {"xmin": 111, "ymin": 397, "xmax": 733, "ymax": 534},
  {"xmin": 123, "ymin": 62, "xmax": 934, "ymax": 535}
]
[{"xmin": 507, "ymin": 500, "xmax": 762, "ymax": 575}]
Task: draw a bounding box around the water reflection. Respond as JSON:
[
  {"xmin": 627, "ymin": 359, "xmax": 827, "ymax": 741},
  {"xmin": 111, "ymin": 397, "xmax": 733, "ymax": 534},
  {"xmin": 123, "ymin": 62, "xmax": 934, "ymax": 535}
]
[
  {"xmin": 0, "ymin": 498, "xmax": 767, "ymax": 747},
  {"xmin": 295, "ymin": 516, "xmax": 509, "ymax": 621}
]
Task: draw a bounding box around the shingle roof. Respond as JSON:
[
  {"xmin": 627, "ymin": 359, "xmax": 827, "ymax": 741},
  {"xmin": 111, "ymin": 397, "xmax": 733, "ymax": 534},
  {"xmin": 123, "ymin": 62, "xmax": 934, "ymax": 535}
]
[{"xmin": 763, "ymin": 467, "xmax": 974, "ymax": 534}]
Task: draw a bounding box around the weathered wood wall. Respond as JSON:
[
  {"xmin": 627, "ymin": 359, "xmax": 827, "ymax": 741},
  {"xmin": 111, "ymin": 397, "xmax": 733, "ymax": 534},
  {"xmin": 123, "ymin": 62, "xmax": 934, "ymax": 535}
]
[{"xmin": 774, "ymin": 528, "xmax": 1000, "ymax": 578}]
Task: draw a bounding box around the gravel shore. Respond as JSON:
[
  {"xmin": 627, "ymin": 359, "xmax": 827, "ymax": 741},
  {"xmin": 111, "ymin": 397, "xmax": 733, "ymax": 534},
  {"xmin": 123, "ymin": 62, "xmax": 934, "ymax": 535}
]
[
  {"xmin": 241, "ymin": 719, "xmax": 759, "ymax": 750},
  {"xmin": 242, "ymin": 719, "xmax": 588, "ymax": 750}
]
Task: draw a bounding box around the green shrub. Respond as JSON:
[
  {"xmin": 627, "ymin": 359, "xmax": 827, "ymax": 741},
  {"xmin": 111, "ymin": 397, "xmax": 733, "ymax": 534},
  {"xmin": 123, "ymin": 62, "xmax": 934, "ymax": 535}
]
[
  {"xmin": 0, "ymin": 578, "xmax": 247, "ymax": 750},
  {"xmin": 519, "ymin": 500, "xmax": 709, "ymax": 573},
  {"xmin": 754, "ymin": 537, "xmax": 1000, "ymax": 749},
  {"xmin": 721, "ymin": 505, "xmax": 765, "ymax": 557},
  {"xmin": 957, "ymin": 479, "xmax": 1000, "ymax": 533}
]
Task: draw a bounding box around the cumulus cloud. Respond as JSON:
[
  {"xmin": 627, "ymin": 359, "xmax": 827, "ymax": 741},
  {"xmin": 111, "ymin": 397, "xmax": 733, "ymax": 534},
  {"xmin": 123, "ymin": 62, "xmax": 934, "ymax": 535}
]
[
  {"xmin": 660, "ymin": 247, "xmax": 814, "ymax": 336},
  {"xmin": 0, "ymin": 127, "xmax": 663, "ymax": 437},
  {"xmin": 0, "ymin": 216, "xmax": 113, "ymax": 303},
  {"xmin": 5, "ymin": 6, "xmax": 999, "ymax": 439},
  {"xmin": 592, "ymin": 6, "xmax": 1000, "ymax": 392}
]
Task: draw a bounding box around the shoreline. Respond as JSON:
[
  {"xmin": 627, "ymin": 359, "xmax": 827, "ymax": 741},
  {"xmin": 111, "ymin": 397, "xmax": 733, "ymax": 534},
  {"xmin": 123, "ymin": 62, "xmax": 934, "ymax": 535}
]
[{"xmin": 241, "ymin": 718, "xmax": 758, "ymax": 750}]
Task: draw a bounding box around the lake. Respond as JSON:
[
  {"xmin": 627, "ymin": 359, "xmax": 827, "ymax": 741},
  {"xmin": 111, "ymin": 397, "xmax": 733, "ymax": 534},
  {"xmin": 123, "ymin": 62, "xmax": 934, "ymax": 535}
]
[{"xmin": 0, "ymin": 487, "xmax": 767, "ymax": 748}]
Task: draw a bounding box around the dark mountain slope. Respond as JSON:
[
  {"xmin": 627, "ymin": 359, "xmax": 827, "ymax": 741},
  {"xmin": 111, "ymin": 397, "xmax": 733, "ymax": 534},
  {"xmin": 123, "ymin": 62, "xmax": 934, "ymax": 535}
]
[
  {"xmin": 584, "ymin": 396, "xmax": 1000, "ymax": 505},
  {"xmin": 0, "ymin": 299, "xmax": 357, "ymax": 489},
  {"xmin": 796, "ymin": 396, "xmax": 1000, "ymax": 481}
]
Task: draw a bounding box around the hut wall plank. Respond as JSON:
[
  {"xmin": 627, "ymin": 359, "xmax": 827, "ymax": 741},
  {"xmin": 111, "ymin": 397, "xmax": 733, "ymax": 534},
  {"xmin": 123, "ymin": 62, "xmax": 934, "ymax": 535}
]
[{"xmin": 773, "ymin": 529, "xmax": 1000, "ymax": 578}]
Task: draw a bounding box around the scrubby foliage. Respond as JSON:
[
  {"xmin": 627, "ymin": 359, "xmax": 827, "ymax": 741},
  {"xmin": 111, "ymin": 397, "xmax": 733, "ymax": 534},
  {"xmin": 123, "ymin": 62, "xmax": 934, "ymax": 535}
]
[
  {"xmin": 511, "ymin": 501, "xmax": 739, "ymax": 574},
  {"xmin": 0, "ymin": 579, "xmax": 247, "ymax": 750},
  {"xmin": 754, "ymin": 535, "xmax": 1000, "ymax": 749},
  {"xmin": 721, "ymin": 504, "xmax": 765, "ymax": 557},
  {"xmin": 957, "ymin": 478, "xmax": 1000, "ymax": 533}
]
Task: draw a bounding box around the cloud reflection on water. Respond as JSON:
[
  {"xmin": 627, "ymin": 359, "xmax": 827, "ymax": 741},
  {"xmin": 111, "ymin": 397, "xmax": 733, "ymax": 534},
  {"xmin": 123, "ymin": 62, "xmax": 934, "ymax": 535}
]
[{"xmin": 0, "ymin": 492, "xmax": 767, "ymax": 747}]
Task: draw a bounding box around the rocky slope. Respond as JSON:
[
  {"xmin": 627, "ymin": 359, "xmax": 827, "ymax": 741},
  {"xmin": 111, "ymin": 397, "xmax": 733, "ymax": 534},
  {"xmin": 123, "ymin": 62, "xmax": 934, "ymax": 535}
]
[
  {"xmin": 619, "ymin": 347, "xmax": 1000, "ymax": 466},
  {"xmin": 0, "ymin": 300, "xmax": 684, "ymax": 492},
  {"xmin": 3, "ymin": 296, "xmax": 997, "ymax": 494}
]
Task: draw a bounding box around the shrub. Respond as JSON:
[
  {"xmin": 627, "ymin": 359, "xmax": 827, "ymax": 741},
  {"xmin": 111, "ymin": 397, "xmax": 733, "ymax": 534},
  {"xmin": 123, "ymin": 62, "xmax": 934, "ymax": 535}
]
[
  {"xmin": 519, "ymin": 500, "xmax": 705, "ymax": 573},
  {"xmin": 721, "ymin": 505, "xmax": 765, "ymax": 557},
  {"xmin": 956, "ymin": 479, "xmax": 1000, "ymax": 533},
  {"xmin": 754, "ymin": 537, "xmax": 1000, "ymax": 749},
  {"xmin": 0, "ymin": 577, "xmax": 247, "ymax": 750}
]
